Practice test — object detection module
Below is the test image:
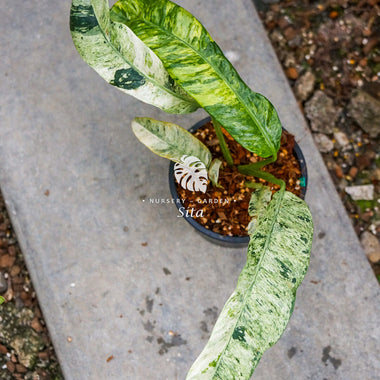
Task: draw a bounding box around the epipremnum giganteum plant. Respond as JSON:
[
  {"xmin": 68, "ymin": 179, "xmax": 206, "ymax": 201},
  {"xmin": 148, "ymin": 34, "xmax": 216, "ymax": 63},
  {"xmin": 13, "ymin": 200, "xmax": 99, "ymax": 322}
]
[{"xmin": 70, "ymin": 0, "xmax": 314, "ymax": 378}]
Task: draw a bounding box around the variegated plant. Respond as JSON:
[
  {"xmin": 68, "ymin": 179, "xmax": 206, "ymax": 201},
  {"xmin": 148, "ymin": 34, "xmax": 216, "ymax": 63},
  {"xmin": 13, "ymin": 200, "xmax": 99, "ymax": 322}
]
[
  {"xmin": 187, "ymin": 184, "xmax": 313, "ymax": 378},
  {"xmin": 70, "ymin": 0, "xmax": 313, "ymax": 378}
]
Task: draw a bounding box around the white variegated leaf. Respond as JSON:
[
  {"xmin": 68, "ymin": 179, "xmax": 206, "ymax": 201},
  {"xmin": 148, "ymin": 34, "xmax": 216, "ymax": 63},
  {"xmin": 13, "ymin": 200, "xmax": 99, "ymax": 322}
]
[
  {"xmin": 70, "ymin": 0, "xmax": 198, "ymax": 114},
  {"xmin": 187, "ymin": 190, "xmax": 313, "ymax": 379},
  {"xmin": 174, "ymin": 156, "xmax": 208, "ymax": 194},
  {"xmin": 208, "ymin": 159, "xmax": 223, "ymax": 188},
  {"xmin": 131, "ymin": 118, "xmax": 212, "ymax": 169}
]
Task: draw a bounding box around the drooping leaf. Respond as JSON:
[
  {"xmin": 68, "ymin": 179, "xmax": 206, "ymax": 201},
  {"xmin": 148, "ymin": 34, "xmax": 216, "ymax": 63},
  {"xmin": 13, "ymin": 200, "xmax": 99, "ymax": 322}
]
[
  {"xmin": 70, "ymin": 0, "xmax": 198, "ymax": 114},
  {"xmin": 131, "ymin": 117, "xmax": 212, "ymax": 168},
  {"xmin": 186, "ymin": 190, "xmax": 313, "ymax": 379},
  {"xmin": 110, "ymin": 0, "xmax": 282, "ymax": 157},
  {"xmin": 0, "ymin": 296, "xmax": 5, "ymax": 305},
  {"xmin": 174, "ymin": 155, "xmax": 208, "ymax": 193},
  {"xmin": 208, "ymin": 159, "xmax": 223, "ymax": 189}
]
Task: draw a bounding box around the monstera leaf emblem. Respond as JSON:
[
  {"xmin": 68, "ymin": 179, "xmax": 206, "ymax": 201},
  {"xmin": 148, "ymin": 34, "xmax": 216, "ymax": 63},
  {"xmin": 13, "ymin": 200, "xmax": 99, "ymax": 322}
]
[{"xmin": 174, "ymin": 155, "xmax": 208, "ymax": 193}]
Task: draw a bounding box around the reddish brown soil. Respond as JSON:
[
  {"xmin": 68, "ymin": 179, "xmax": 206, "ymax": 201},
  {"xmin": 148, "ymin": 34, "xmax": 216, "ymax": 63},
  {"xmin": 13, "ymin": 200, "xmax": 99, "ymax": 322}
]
[{"xmin": 176, "ymin": 121, "xmax": 303, "ymax": 237}]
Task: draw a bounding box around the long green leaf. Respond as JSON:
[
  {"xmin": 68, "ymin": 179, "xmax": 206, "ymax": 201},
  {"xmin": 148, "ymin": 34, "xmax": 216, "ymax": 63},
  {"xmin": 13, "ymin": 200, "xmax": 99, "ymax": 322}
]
[
  {"xmin": 110, "ymin": 0, "xmax": 282, "ymax": 157},
  {"xmin": 132, "ymin": 117, "xmax": 212, "ymax": 167},
  {"xmin": 70, "ymin": 0, "xmax": 198, "ymax": 114},
  {"xmin": 186, "ymin": 190, "xmax": 313, "ymax": 379}
]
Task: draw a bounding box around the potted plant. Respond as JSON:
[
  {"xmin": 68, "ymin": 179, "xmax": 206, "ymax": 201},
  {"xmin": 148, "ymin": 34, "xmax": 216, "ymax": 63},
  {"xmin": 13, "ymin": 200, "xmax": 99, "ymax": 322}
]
[
  {"xmin": 167, "ymin": 116, "xmax": 308, "ymax": 246},
  {"xmin": 70, "ymin": 0, "xmax": 314, "ymax": 378}
]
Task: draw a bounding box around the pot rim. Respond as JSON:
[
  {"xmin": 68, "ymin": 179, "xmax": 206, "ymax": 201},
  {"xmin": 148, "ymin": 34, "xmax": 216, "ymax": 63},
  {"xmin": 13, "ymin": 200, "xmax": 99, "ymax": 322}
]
[{"xmin": 168, "ymin": 117, "xmax": 308, "ymax": 246}]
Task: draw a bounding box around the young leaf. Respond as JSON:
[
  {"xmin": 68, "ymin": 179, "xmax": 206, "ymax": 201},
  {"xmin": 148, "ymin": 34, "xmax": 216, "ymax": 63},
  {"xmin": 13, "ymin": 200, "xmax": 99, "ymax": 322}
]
[
  {"xmin": 208, "ymin": 159, "xmax": 223, "ymax": 188},
  {"xmin": 131, "ymin": 117, "xmax": 212, "ymax": 168},
  {"xmin": 70, "ymin": 0, "xmax": 198, "ymax": 114},
  {"xmin": 110, "ymin": 0, "xmax": 282, "ymax": 157},
  {"xmin": 186, "ymin": 191, "xmax": 313, "ymax": 379},
  {"xmin": 174, "ymin": 156, "xmax": 208, "ymax": 193}
]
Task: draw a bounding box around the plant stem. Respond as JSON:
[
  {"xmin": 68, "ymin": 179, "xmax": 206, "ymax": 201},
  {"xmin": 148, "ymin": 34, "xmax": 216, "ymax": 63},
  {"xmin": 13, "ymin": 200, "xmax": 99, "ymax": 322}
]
[
  {"xmin": 212, "ymin": 118, "xmax": 234, "ymax": 166},
  {"xmin": 240, "ymin": 166, "xmax": 285, "ymax": 190},
  {"xmin": 237, "ymin": 152, "xmax": 277, "ymax": 172}
]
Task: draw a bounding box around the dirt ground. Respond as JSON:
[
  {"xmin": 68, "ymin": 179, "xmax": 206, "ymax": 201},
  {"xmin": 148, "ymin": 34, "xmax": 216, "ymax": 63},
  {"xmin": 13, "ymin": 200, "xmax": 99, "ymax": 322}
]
[{"xmin": 257, "ymin": 0, "xmax": 380, "ymax": 279}]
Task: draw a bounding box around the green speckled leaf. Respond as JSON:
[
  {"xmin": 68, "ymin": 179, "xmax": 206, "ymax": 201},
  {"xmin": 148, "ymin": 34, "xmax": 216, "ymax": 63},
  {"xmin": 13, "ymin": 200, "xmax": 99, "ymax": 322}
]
[
  {"xmin": 70, "ymin": 0, "xmax": 198, "ymax": 114},
  {"xmin": 131, "ymin": 117, "xmax": 212, "ymax": 168},
  {"xmin": 187, "ymin": 191, "xmax": 313, "ymax": 379},
  {"xmin": 110, "ymin": 0, "xmax": 282, "ymax": 157},
  {"xmin": 247, "ymin": 184, "xmax": 272, "ymax": 235}
]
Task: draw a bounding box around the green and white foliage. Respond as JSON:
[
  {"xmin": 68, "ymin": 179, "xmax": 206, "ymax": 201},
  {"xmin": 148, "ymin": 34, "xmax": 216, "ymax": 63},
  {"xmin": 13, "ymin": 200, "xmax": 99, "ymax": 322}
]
[
  {"xmin": 174, "ymin": 156, "xmax": 208, "ymax": 193},
  {"xmin": 208, "ymin": 159, "xmax": 223, "ymax": 189},
  {"xmin": 70, "ymin": 0, "xmax": 198, "ymax": 114},
  {"xmin": 131, "ymin": 117, "xmax": 212, "ymax": 167},
  {"xmin": 110, "ymin": 0, "xmax": 282, "ymax": 157},
  {"xmin": 247, "ymin": 184, "xmax": 272, "ymax": 235},
  {"xmin": 186, "ymin": 189, "xmax": 313, "ymax": 379}
]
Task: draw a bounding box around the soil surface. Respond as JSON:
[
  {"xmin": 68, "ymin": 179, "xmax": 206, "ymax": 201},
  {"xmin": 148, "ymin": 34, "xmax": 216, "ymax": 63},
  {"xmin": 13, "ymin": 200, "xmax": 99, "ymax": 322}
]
[{"xmin": 0, "ymin": 0, "xmax": 379, "ymax": 377}]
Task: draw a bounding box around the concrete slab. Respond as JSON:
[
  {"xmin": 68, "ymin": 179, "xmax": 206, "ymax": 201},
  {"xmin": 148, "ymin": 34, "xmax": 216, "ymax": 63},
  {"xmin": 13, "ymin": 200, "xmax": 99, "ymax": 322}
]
[{"xmin": 1, "ymin": 0, "xmax": 379, "ymax": 379}]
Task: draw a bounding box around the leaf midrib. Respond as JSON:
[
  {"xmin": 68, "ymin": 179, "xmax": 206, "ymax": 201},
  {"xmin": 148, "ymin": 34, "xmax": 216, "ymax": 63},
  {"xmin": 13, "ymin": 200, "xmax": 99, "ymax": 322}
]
[
  {"xmin": 126, "ymin": 13, "xmax": 276, "ymax": 156},
  {"xmin": 89, "ymin": 1, "xmax": 194, "ymax": 104},
  {"xmin": 212, "ymin": 189, "xmax": 285, "ymax": 377}
]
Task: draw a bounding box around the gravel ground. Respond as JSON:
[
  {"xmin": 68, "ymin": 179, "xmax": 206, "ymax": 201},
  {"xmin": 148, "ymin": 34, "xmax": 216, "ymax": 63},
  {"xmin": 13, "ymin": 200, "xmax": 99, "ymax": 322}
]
[
  {"xmin": 1, "ymin": 0, "xmax": 379, "ymax": 378},
  {"xmin": 0, "ymin": 193, "xmax": 63, "ymax": 379},
  {"xmin": 257, "ymin": 0, "xmax": 380, "ymax": 280}
]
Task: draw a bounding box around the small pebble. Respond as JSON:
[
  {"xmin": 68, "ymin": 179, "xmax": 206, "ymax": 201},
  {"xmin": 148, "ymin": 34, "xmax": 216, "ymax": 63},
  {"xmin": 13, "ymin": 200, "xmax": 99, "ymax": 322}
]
[
  {"xmin": 313, "ymin": 133, "xmax": 334, "ymax": 153},
  {"xmin": 294, "ymin": 71, "xmax": 316, "ymax": 101},
  {"xmin": 348, "ymin": 167, "xmax": 358, "ymax": 179},
  {"xmin": 0, "ymin": 344, "xmax": 8, "ymax": 355},
  {"xmin": 0, "ymin": 254, "xmax": 16, "ymax": 268},
  {"xmin": 361, "ymin": 232, "xmax": 380, "ymax": 263},
  {"xmin": 0, "ymin": 271, "xmax": 8, "ymax": 293},
  {"xmin": 335, "ymin": 165, "xmax": 344, "ymax": 178},
  {"xmin": 15, "ymin": 363, "xmax": 27, "ymax": 373},
  {"xmin": 345, "ymin": 185, "xmax": 374, "ymax": 201},
  {"xmin": 10, "ymin": 265, "xmax": 21, "ymax": 277},
  {"xmin": 285, "ymin": 67, "xmax": 298, "ymax": 80},
  {"xmin": 334, "ymin": 131, "xmax": 350, "ymax": 147},
  {"xmin": 6, "ymin": 361, "xmax": 15, "ymax": 373}
]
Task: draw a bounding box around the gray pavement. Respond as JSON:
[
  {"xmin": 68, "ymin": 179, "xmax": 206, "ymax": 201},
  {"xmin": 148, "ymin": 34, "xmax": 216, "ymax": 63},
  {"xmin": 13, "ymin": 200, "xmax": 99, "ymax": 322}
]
[{"xmin": 1, "ymin": 0, "xmax": 380, "ymax": 379}]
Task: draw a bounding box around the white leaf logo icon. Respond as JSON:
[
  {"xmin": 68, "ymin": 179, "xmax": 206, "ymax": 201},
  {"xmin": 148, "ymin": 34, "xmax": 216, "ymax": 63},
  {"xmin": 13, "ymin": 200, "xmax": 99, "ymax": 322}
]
[{"xmin": 174, "ymin": 155, "xmax": 208, "ymax": 193}]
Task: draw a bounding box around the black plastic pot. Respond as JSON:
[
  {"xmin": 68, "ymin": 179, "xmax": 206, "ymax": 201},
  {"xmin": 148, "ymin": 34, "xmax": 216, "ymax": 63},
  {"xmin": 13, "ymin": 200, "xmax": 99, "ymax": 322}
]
[{"xmin": 168, "ymin": 117, "xmax": 308, "ymax": 247}]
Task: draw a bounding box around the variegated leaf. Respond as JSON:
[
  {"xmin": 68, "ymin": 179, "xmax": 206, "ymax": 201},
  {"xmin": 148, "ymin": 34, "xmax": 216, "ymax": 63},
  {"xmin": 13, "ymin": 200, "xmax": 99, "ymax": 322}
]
[
  {"xmin": 187, "ymin": 190, "xmax": 313, "ymax": 379},
  {"xmin": 131, "ymin": 117, "xmax": 212, "ymax": 168},
  {"xmin": 110, "ymin": 0, "xmax": 282, "ymax": 157},
  {"xmin": 70, "ymin": 0, "xmax": 198, "ymax": 114},
  {"xmin": 174, "ymin": 155, "xmax": 208, "ymax": 193},
  {"xmin": 247, "ymin": 184, "xmax": 272, "ymax": 235},
  {"xmin": 208, "ymin": 159, "xmax": 223, "ymax": 188}
]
